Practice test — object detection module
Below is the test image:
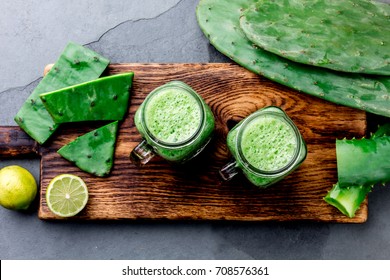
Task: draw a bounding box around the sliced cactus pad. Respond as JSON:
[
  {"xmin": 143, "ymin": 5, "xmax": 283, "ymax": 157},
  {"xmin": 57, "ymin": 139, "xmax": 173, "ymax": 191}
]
[
  {"xmin": 14, "ymin": 42, "xmax": 110, "ymax": 144},
  {"xmin": 40, "ymin": 72, "xmax": 134, "ymax": 123},
  {"xmin": 240, "ymin": 0, "xmax": 390, "ymax": 75},
  {"xmin": 57, "ymin": 121, "xmax": 119, "ymax": 177},
  {"xmin": 196, "ymin": 0, "xmax": 390, "ymax": 117}
]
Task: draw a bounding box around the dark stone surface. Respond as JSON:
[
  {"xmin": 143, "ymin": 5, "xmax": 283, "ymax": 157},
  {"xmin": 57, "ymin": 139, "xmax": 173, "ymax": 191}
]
[{"xmin": 1, "ymin": 0, "xmax": 390, "ymax": 259}]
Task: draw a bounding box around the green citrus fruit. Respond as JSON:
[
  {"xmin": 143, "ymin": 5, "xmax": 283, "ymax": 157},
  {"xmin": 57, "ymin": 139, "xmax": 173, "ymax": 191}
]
[
  {"xmin": 46, "ymin": 174, "xmax": 88, "ymax": 217},
  {"xmin": 0, "ymin": 165, "xmax": 38, "ymax": 210}
]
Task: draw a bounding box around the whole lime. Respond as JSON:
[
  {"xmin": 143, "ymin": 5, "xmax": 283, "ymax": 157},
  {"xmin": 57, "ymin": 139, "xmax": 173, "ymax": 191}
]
[{"xmin": 0, "ymin": 165, "xmax": 37, "ymax": 210}]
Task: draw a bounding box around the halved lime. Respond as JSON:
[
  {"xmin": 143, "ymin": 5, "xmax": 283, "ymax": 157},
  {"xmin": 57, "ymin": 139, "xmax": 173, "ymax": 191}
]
[{"xmin": 46, "ymin": 174, "xmax": 88, "ymax": 217}]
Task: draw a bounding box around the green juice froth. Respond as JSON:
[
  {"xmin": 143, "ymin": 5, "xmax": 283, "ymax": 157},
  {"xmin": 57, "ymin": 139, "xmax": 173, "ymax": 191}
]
[
  {"xmin": 144, "ymin": 88, "xmax": 202, "ymax": 143},
  {"xmin": 240, "ymin": 116, "xmax": 297, "ymax": 171}
]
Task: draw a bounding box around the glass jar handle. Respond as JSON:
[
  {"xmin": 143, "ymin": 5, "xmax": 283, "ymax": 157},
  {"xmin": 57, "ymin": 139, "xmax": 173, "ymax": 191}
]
[
  {"xmin": 219, "ymin": 159, "xmax": 239, "ymax": 181},
  {"xmin": 130, "ymin": 139, "xmax": 155, "ymax": 166}
]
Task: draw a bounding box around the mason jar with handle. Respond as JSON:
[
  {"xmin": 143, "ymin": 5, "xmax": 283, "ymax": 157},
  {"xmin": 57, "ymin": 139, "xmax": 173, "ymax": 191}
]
[
  {"xmin": 220, "ymin": 106, "xmax": 307, "ymax": 188},
  {"xmin": 131, "ymin": 81, "xmax": 215, "ymax": 165}
]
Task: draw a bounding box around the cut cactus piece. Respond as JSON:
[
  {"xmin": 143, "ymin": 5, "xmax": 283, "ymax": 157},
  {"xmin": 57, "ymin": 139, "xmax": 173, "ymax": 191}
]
[
  {"xmin": 240, "ymin": 0, "xmax": 390, "ymax": 75},
  {"xmin": 196, "ymin": 0, "xmax": 390, "ymax": 117},
  {"xmin": 14, "ymin": 42, "xmax": 110, "ymax": 144},
  {"xmin": 324, "ymin": 183, "xmax": 371, "ymax": 218},
  {"xmin": 336, "ymin": 136, "xmax": 390, "ymax": 188},
  {"xmin": 40, "ymin": 73, "xmax": 134, "ymax": 123},
  {"xmin": 57, "ymin": 121, "xmax": 119, "ymax": 177}
]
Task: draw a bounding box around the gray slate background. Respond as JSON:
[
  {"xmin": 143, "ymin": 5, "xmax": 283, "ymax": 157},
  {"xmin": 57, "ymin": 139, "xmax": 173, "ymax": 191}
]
[{"xmin": 1, "ymin": 0, "xmax": 390, "ymax": 259}]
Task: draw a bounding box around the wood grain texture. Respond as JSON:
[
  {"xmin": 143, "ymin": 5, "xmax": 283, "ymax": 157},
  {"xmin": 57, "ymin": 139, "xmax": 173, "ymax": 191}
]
[
  {"xmin": 34, "ymin": 63, "xmax": 367, "ymax": 222},
  {"xmin": 0, "ymin": 126, "xmax": 40, "ymax": 158}
]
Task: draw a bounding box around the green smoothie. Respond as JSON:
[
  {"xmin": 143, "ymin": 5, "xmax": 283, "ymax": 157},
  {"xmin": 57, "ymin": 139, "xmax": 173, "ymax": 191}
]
[
  {"xmin": 134, "ymin": 81, "xmax": 215, "ymax": 163},
  {"xmin": 225, "ymin": 106, "xmax": 306, "ymax": 187},
  {"xmin": 144, "ymin": 87, "xmax": 202, "ymax": 144},
  {"xmin": 240, "ymin": 115, "xmax": 298, "ymax": 171}
]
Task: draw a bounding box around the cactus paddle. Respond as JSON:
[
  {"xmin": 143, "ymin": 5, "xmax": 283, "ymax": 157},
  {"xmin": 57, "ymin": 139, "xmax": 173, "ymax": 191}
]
[
  {"xmin": 14, "ymin": 42, "xmax": 109, "ymax": 144},
  {"xmin": 240, "ymin": 0, "xmax": 390, "ymax": 75},
  {"xmin": 40, "ymin": 73, "xmax": 133, "ymax": 123},
  {"xmin": 196, "ymin": 0, "xmax": 390, "ymax": 117}
]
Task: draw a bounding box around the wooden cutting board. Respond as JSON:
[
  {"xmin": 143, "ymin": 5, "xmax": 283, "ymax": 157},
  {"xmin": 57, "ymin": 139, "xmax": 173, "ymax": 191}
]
[{"xmin": 0, "ymin": 63, "xmax": 367, "ymax": 222}]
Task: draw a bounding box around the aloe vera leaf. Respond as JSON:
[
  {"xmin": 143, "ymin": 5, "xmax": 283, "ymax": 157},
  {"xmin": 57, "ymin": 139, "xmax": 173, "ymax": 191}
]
[
  {"xmin": 324, "ymin": 124, "xmax": 390, "ymax": 217},
  {"xmin": 14, "ymin": 42, "xmax": 110, "ymax": 144},
  {"xmin": 324, "ymin": 183, "xmax": 371, "ymax": 218},
  {"xmin": 57, "ymin": 121, "xmax": 118, "ymax": 177},
  {"xmin": 240, "ymin": 0, "xmax": 390, "ymax": 75},
  {"xmin": 196, "ymin": 0, "xmax": 390, "ymax": 117},
  {"xmin": 40, "ymin": 73, "xmax": 133, "ymax": 123},
  {"xmin": 336, "ymin": 136, "xmax": 390, "ymax": 188}
]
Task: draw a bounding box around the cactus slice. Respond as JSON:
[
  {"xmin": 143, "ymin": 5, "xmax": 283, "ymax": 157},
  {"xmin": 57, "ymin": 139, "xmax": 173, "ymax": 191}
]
[
  {"xmin": 324, "ymin": 183, "xmax": 371, "ymax": 218},
  {"xmin": 240, "ymin": 0, "xmax": 390, "ymax": 75},
  {"xmin": 324, "ymin": 124, "xmax": 390, "ymax": 218},
  {"xmin": 57, "ymin": 121, "xmax": 119, "ymax": 177},
  {"xmin": 14, "ymin": 42, "xmax": 110, "ymax": 144},
  {"xmin": 196, "ymin": 0, "xmax": 390, "ymax": 117},
  {"xmin": 40, "ymin": 73, "xmax": 134, "ymax": 123}
]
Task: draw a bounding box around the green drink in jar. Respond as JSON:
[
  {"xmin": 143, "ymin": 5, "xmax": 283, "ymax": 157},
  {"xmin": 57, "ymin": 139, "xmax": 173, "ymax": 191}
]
[
  {"xmin": 131, "ymin": 81, "xmax": 215, "ymax": 165},
  {"xmin": 220, "ymin": 106, "xmax": 307, "ymax": 188}
]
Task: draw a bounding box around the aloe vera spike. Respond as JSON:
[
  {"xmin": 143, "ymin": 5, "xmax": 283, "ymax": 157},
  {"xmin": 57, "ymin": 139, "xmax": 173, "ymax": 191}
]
[
  {"xmin": 196, "ymin": 0, "xmax": 390, "ymax": 117},
  {"xmin": 40, "ymin": 73, "xmax": 134, "ymax": 124},
  {"xmin": 14, "ymin": 42, "xmax": 110, "ymax": 144},
  {"xmin": 371, "ymin": 123, "xmax": 390, "ymax": 138}
]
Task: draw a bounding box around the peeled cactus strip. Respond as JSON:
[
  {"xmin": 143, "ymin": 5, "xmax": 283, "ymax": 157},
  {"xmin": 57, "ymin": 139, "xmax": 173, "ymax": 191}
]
[
  {"xmin": 196, "ymin": 0, "xmax": 390, "ymax": 117},
  {"xmin": 14, "ymin": 42, "xmax": 110, "ymax": 144},
  {"xmin": 40, "ymin": 72, "xmax": 133, "ymax": 123},
  {"xmin": 57, "ymin": 121, "xmax": 118, "ymax": 177}
]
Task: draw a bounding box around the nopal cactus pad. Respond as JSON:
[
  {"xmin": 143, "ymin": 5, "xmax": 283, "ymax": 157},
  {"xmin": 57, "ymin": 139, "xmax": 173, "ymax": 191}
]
[
  {"xmin": 40, "ymin": 72, "xmax": 133, "ymax": 123},
  {"xmin": 57, "ymin": 121, "xmax": 119, "ymax": 177},
  {"xmin": 14, "ymin": 42, "xmax": 110, "ymax": 144},
  {"xmin": 196, "ymin": 0, "xmax": 390, "ymax": 117},
  {"xmin": 240, "ymin": 0, "xmax": 390, "ymax": 75}
]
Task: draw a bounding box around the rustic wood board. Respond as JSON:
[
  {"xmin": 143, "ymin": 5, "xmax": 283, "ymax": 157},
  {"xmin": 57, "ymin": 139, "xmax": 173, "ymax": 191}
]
[{"xmin": 4, "ymin": 63, "xmax": 369, "ymax": 222}]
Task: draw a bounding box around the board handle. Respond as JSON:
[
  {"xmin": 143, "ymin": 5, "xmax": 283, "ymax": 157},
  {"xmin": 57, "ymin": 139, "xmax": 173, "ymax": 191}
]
[{"xmin": 0, "ymin": 126, "xmax": 40, "ymax": 158}]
